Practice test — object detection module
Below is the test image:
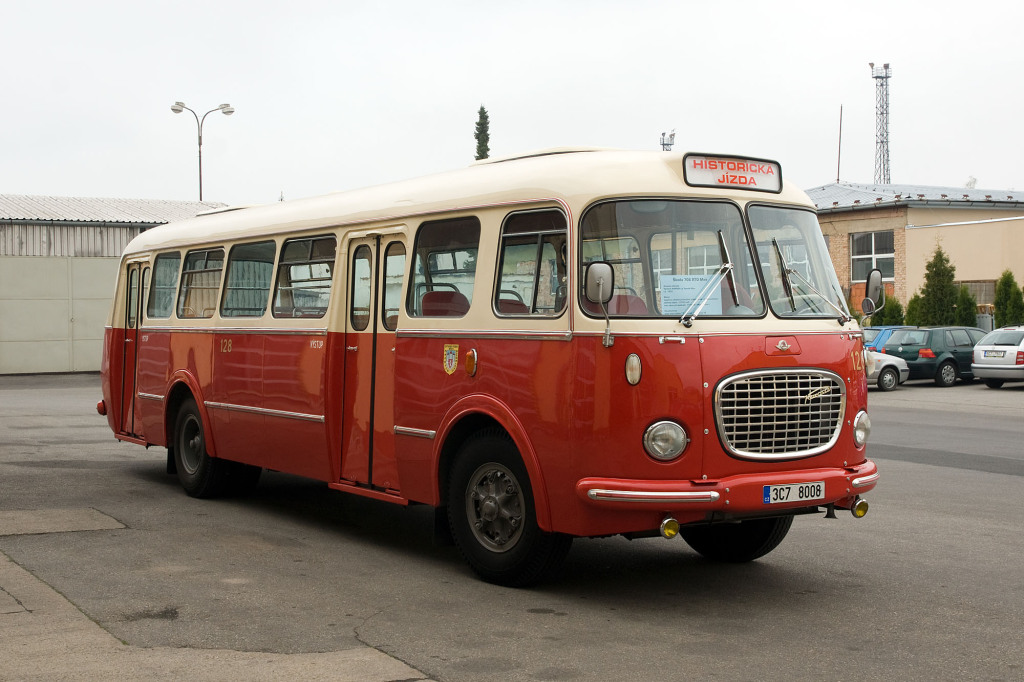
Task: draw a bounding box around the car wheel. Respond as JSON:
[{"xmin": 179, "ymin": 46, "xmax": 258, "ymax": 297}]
[
  {"xmin": 447, "ymin": 430, "xmax": 572, "ymax": 587},
  {"xmin": 877, "ymin": 367, "xmax": 899, "ymax": 391},
  {"xmin": 985, "ymin": 379, "xmax": 1005, "ymax": 389},
  {"xmin": 935, "ymin": 361, "xmax": 958, "ymax": 387},
  {"xmin": 680, "ymin": 516, "xmax": 794, "ymax": 562}
]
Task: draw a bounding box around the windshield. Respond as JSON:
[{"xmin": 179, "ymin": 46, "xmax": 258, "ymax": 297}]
[
  {"xmin": 579, "ymin": 200, "xmax": 765, "ymax": 317},
  {"xmin": 747, "ymin": 205, "xmax": 849, "ymax": 318},
  {"xmin": 863, "ymin": 328, "xmax": 879, "ymax": 343}
]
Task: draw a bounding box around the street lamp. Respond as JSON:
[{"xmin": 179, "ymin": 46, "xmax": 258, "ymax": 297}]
[{"xmin": 170, "ymin": 101, "xmax": 235, "ymax": 201}]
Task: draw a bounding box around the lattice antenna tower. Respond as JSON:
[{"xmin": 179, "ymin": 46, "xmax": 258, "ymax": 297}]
[{"xmin": 870, "ymin": 62, "xmax": 892, "ymax": 184}]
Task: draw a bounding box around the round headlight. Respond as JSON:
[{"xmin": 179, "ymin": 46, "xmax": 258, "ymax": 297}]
[
  {"xmin": 853, "ymin": 410, "xmax": 871, "ymax": 447},
  {"xmin": 643, "ymin": 421, "xmax": 689, "ymax": 461}
]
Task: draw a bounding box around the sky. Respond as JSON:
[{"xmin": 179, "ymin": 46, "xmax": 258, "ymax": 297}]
[{"xmin": 4, "ymin": 0, "xmax": 1023, "ymax": 206}]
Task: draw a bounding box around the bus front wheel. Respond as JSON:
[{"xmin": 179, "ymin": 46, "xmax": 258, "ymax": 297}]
[
  {"xmin": 447, "ymin": 431, "xmax": 572, "ymax": 587},
  {"xmin": 173, "ymin": 398, "xmax": 231, "ymax": 498},
  {"xmin": 680, "ymin": 516, "xmax": 793, "ymax": 562}
]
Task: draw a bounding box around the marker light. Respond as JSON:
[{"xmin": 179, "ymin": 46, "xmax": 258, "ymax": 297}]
[
  {"xmin": 643, "ymin": 421, "xmax": 688, "ymax": 461},
  {"xmin": 853, "ymin": 411, "xmax": 871, "ymax": 447}
]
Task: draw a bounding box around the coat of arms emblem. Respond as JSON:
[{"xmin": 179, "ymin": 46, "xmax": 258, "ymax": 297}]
[{"xmin": 443, "ymin": 344, "xmax": 459, "ymax": 375}]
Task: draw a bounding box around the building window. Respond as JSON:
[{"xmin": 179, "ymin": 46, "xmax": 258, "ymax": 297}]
[{"xmin": 850, "ymin": 231, "xmax": 894, "ymax": 281}]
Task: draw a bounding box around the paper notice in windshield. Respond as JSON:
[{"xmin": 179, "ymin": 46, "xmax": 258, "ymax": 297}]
[{"xmin": 660, "ymin": 275, "xmax": 722, "ymax": 315}]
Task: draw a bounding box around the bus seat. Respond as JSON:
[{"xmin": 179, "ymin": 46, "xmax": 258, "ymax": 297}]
[
  {"xmin": 608, "ymin": 294, "xmax": 648, "ymax": 314},
  {"xmin": 497, "ymin": 299, "xmax": 530, "ymax": 314},
  {"xmin": 421, "ymin": 290, "xmax": 470, "ymax": 317},
  {"xmin": 581, "ymin": 294, "xmax": 648, "ymax": 315}
]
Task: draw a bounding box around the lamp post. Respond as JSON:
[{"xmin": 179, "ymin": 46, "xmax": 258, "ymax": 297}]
[{"xmin": 170, "ymin": 101, "xmax": 235, "ymax": 201}]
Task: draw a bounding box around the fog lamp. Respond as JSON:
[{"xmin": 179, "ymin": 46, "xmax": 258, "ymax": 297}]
[{"xmin": 660, "ymin": 516, "xmax": 680, "ymax": 539}]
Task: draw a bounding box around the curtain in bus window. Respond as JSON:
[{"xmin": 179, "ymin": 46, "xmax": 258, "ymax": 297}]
[
  {"xmin": 273, "ymin": 236, "xmax": 337, "ymax": 318},
  {"xmin": 408, "ymin": 217, "xmax": 480, "ymax": 317},
  {"xmin": 177, "ymin": 248, "xmax": 225, "ymax": 319},
  {"xmin": 147, "ymin": 252, "xmax": 181, "ymax": 319},
  {"xmin": 221, "ymin": 241, "xmax": 276, "ymax": 317}
]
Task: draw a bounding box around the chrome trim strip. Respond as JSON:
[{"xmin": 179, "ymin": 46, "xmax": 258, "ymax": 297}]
[
  {"xmin": 586, "ymin": 489, "xmax": 721, "ymax": 503},
  {"xmin": 142, "ymin": 326, "xmax": 328, "ymax": 336},
  {"xmin": 204, "ymin": 401, "xmax": 325, "ymax": 423},
  {"xmin": 137, "ymin": 392, "xmax": 164, "ymax": 402},
  {"xmin": 397, "ymin": 329, "xmax": 572, "ymax": 342},
  {"xmin": 852, "ymin": 472, "xmax": 880, "ymax": 488},
  {"xmin": 393, "ymin": 426, "xmax": 437, "ymax": 439}
]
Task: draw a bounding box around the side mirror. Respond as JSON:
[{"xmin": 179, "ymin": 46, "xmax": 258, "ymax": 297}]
[
  {"xmin": 584, "ymin": 262, "xmax": 614, "ymax": 305},
  {"xmin": 862, "ymin": 268, "xmax": 884, "ymax": 317}
]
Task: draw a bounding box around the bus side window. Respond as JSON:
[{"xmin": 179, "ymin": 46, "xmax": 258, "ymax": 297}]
[
  {"xmin": 220, "ymin": 241, "xmax": 276, "ymax": 318},
  {"xmin": 147, "ymin": 252, "xmax": 181, "ymax": 319},
  {"xmin": 273, "ymin": 236, "xmax": 337, "ymax": 318},
  {"xmin": 496, "ymin": 210, "xmax": 567, "ymax": 316},
  {"xmin": 177, "ymin": 248, "xmax": 225, "ymax": 319},
  {"xmin": 408, "ymin": 217, "xmax": 480, "ymax": 317},
  {"xmin": 382, "ymin": 242, "xmax": 406, "ymax": 330}
]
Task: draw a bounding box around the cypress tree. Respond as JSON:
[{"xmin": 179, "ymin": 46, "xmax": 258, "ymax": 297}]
[
  {"xmin": 954, "ymin": 285, "xmax": 978, "ymax": 327},
  {"xmin": 474, "ymin": 106, "xmax": 490, "ymax": 161},
  {"xmin": 994, "ymin": 270, "xmax": 1024, "ymax": 327},
  {"xmin": 919, "ymin": 246, "xmax": 958, "ymax": 325}
]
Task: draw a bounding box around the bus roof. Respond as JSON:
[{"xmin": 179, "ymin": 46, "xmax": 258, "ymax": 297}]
[{"xmin": 124, "ymin": 149, "xmax": 814, "ymax": 256}]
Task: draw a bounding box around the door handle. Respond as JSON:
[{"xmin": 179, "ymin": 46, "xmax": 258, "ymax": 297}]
[{"xmin": 346, "ymin": 346, "xmax": 359, "ymax": 352}]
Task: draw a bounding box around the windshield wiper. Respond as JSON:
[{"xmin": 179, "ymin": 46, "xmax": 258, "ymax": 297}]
[
  {"xmin": 680, "ymin": 230, "xmax": 734, "ymax": 328},
  {"xmin": 771, "ymin": 238, "xmax": 851, "ymax": 324}
]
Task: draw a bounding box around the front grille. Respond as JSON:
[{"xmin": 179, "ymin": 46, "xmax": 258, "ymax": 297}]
[{"xmin": 714, "ymin": 370, "xmax": 846, "ymax": 460}]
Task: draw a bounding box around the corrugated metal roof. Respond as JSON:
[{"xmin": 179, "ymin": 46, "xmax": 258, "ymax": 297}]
[
  {"xmin": 0, "ymin": 194, "xmax": 227, "ymax": 224},
  {"xmin": 807, "ymin": 182, "xmax": 1024, "ymax": 213}
]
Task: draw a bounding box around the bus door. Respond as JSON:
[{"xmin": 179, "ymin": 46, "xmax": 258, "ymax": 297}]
[
  {"xmin": 341, "ymin": 235, "xmax": 407, "ymax": 492},
  {"xmin": 119, "ymin": 262, "xmax": 148, "ymax": 437}
]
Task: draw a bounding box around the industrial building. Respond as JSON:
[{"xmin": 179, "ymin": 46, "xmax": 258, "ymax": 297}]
[{"xmin": 0, "ymin": 195, "xmax": 224, "ymax": 374}]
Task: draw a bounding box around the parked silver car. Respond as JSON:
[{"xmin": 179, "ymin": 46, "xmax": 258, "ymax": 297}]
[
  {"xmin": 865, "ymin": 349, "xmax": 909, "ymax": 391},
  {"xmin": 971, "ymin": 325, "xmax": 1024, "ymax": 388}
]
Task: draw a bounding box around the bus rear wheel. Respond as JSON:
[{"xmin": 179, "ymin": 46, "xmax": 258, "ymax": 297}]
[
  {"xmin": 173, "ymin": 398, "xmax": 232, "ymax": 498},
  {"xmin": 680, "ymin": 516, "xmax": 793, "ymax": 562},
  {"xmin": 447, "ymin": 431, "xmax": 572, "ymax": 587}
]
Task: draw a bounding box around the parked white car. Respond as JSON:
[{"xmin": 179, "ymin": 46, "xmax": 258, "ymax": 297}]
[
  {"xmin": 971, "ymin": 325, "xmax": 1024, "ymax": 388},
  {"xmin": 865, "ymin": 349, "xmax": 909, "ymax": 391}
]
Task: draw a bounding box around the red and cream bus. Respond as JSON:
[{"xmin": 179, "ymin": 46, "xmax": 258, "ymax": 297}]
[{"xmin": 99, "ymin": 149, "xmax": 880, "ymax": 586}]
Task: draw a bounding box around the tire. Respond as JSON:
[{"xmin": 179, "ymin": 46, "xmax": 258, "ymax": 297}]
[
  {"xmin": 173, "ymin": 398, "xmax": 231, "ymax": 498},
  {"xmin": 877, "ymin": 367, "xmax": 899, "ymax": 391},
  {"xmin": 680, "ymin": 516, "xmax": 793, "ymax": 562},
  {"xmin": 935, "ymin": 361, "xmax": 958, "ymax": 387},
  {"xmin": 447, "ymin": 430, "xmax": 572, "ymax": 587},
  {"xmin": 985, "ymin": 379, "xmax": 1005, "ymax": 389}
]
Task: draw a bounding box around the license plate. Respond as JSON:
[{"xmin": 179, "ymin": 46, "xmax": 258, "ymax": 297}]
[
  {"xmin": 984, "ymin": 350, "xmax": 1005, "ymax": 358},
  {"xmin": 763, "ymin": 481, "xmax": 825, "ymax": 504}
]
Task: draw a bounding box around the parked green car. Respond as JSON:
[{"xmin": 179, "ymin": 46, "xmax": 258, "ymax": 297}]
[{"xmin": 882, "ymin": 326, "xmax": 987, "ymax": 387}]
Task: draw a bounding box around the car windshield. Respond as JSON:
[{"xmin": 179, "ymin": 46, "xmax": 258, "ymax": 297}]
[
  {"xmin": 579, "ymin": 200, "xmax": 765, "ymax": 317},
  {"xmin": 863, "ymin": 328, "xmax": 880, "ymax": 343},
  {"xmin": 981, "ymin": 330, "xmax": 1024, "ymax": 346},
  {"xmin": 747, "ymin": 205, "xmax": 849, "ymax": 318}
]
